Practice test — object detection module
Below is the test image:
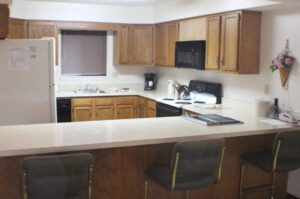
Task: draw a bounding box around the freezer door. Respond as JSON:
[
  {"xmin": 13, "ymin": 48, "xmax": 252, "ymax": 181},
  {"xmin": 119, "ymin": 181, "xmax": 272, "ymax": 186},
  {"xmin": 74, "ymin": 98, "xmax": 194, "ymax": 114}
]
[{"xmin": 0, "ymin": 39, "xmax": 55, "ymax": 125}]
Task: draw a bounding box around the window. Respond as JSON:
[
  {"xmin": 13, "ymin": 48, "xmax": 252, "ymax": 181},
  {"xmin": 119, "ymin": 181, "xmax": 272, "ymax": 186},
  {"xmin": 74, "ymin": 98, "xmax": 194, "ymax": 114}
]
[{"xmin": 61, "ymin": 30, "xmax": 107, "ymax": 76}]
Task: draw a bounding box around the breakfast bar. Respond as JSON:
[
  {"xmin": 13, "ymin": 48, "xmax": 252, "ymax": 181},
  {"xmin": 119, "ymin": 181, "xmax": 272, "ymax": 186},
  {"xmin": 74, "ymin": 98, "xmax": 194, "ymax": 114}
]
[{"xmin": 0, "ymin": 116, "xmax": 298, "ymax": 199}]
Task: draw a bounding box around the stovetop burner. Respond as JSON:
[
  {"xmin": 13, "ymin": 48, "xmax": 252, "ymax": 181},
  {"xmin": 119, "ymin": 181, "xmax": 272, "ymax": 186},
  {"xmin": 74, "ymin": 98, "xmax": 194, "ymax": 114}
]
[
  {"xmin": 194, "ymin": 101, "xmax": 206, "ymax": 104},
  {"xmin": 177, "ymin": 98, "xmax": 192, "ymax": 101},
  {"xmin": 163, "ymin": 98, "xmax": 175, "ymax": 101},
  {"xmin": 175, "ymin": 102, "xmax": 192, "ymax": 105}
]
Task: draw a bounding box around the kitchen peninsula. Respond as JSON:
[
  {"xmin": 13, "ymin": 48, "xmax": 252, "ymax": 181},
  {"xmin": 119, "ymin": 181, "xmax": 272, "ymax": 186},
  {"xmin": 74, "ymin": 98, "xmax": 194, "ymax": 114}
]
[{"xmin": 0, "ymin": 113, "xmax": 298, "ymax": 199}]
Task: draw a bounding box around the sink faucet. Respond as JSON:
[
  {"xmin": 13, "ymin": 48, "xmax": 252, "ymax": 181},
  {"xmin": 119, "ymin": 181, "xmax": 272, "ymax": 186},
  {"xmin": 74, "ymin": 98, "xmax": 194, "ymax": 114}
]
[{"xmin": 84, "ymin": 84, "xmax": 89, "ymax": 91}]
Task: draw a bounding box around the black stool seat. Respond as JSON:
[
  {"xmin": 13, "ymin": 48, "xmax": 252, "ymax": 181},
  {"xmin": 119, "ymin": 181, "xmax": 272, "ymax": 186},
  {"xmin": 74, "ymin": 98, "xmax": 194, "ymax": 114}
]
[
  {"xmin": 144, "ymin": 139, "xmax": 225, "ymax": 199},
  {"xmin": 239, "ymin": 130, "xmax": 300, "ymax": 199},
  {"xmin": 242, "ymin": 152, "xmax": 300, "ymax": 172},
  {"xmin": 145, "ymin": 165, "xmax": 216, "ymax": 190}
]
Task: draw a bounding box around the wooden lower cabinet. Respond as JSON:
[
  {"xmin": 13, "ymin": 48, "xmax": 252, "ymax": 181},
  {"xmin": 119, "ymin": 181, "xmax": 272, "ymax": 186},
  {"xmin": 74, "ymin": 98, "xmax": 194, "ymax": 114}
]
[
  {"xmin": 72, "ymin": 98, "xmax": 94, "ymax": 122},
  {"xmin": 72, "ymin": 96, "xmax": 153, "ymax": 121},
  {"xmin": 95, "ymin": 98, "xmax": 114, "ymax": 120},
  {"xmin": 146, "ymin": 99, "xmax": 156, "ymax": 118},
  {"xmin": 114, "ymin": 96, "xmax": 136, "ymax": 119}
]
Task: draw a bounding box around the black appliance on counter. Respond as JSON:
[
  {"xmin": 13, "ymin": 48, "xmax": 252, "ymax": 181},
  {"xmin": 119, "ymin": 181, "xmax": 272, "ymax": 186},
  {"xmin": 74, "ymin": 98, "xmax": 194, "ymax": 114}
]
[
  {"xmin": 56, "ymin": 98, "xmax": 71, "ymax": 123},
  {"xmin": 156, "ymin": 80, "xmax": 222, "ymax": 117},
  {"xmin": 144, "ymin": 73, "xmax": 157, "ymax": 90},
  {"xmin": 175, "ymin": 40, "xmax": 206, "ymax": 70}
]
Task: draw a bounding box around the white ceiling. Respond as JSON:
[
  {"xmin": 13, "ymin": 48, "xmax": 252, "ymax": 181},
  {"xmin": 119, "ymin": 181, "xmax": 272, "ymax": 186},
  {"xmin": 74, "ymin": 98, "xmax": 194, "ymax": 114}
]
[{"xmin": 29, "ymin": 0, "xmax": 173, "ymax": 6}]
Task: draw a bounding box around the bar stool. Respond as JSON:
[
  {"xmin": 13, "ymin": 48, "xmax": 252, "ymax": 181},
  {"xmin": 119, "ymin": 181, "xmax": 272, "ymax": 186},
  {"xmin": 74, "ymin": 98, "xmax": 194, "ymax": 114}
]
[
  {"xmin": 144, "ymin": 139, "xmax": 225, "ymax": 199},
  {"xmin": 21, "ymin": 153, "xmax": 94, "ymax": 199},
  {"xmin": 239, "ymin": 130, "xmax": 300, "ymax": 199}
]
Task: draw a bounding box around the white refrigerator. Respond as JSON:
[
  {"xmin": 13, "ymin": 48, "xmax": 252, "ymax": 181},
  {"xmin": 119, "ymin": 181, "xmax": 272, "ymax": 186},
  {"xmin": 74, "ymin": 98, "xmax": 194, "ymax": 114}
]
[{"xmin": 0, "ymin": 39, "xmax": 56, "ymax": 125}]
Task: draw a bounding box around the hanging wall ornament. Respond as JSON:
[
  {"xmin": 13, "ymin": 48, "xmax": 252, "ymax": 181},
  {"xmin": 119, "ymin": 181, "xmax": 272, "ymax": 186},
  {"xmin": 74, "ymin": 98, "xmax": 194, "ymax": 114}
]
[{"xmin": 269, "ymin": 39, "xmax": 296, "ymax": 87}]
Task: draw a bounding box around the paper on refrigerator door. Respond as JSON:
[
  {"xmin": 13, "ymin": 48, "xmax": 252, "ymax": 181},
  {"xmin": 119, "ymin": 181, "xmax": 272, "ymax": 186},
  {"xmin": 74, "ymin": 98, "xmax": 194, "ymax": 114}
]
[{"xmin": 8, "ymin": 48, "xmax": 30, "ymax": 71}]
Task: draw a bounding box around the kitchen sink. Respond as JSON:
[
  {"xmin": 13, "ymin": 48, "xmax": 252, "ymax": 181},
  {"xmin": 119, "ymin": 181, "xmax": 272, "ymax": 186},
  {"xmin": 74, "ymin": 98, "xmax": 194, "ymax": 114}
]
[{"xmin": 74, "ymin": 89, "xmax": 106, "ymax": 94}]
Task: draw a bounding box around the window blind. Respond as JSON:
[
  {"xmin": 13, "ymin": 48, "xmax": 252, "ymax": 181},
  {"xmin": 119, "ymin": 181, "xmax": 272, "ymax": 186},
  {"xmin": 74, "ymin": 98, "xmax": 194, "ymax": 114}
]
[{"xmin": 61, "ymin": 30, "xmax": 107, "ymax": 76}]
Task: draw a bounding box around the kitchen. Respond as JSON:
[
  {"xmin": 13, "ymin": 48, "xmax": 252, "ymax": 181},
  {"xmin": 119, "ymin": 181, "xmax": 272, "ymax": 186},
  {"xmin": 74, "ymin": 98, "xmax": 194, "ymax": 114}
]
[{"xmin": 0, "ymin": 0, "xmax": 300, "ymax": 198}]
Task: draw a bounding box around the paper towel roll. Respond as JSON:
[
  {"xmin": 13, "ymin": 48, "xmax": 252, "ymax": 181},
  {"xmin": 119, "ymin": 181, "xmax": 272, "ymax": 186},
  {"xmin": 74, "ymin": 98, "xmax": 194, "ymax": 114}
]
[{"xmin": 254, "ymin": 99, "xmax": 271, "ymax": 118}]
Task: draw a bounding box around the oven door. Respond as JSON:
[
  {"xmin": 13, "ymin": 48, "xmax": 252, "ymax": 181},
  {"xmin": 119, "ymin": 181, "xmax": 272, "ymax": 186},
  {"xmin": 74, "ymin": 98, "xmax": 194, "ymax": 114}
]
[{"xmin": 156, "ymin": 102, "xmax": 182, "ymax": 117}]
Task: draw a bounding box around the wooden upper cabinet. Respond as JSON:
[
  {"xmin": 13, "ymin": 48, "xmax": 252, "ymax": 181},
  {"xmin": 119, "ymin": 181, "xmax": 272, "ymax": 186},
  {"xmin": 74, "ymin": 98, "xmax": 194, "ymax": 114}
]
[
  {"xmin": 115, "ymin": 25, "xmax": 153, "ymax": 66},
  {"xmin": 154, "ymin": 22, "xmax": 178, "ymax": 67},
  {"xmin": 220, "ymin": 13, "xmax": 240, "ymax": 72},
  {"xmin": 130, "ymin": 25, "xmax": 153, "ymax": 65},
  {"xmin": 0, "ymin": 4, "xmax": 9, "ymax": 39},
  {"xmin": 28, "ymin": 21, "xmax": 57, "ymax": 39},
  {"xmin": 154, "ymin": 24, "xmax": 165, "ymax": 66},
  {"xmin": 8, "ymin": 19, "xmax": 27, "ymax": 39},
  {"xmin": 205, "ymin": 16, "xmax": 221, "ymax": 70},
  {"xmin": 117, "ymin": 25, "xmax": 130, "ymax": 65},
  {"xmin": 179, "ymin": 17, "xmax": 206, "ymax": 41},
  {"xmin": 205, "ymin": 11, "xmax": 261, "ymax": 74}
]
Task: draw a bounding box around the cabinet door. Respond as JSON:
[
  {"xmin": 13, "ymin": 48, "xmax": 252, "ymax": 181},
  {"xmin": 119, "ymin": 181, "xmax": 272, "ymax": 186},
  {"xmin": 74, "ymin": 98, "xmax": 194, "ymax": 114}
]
[
  {"xmin": 0, "ymin": 4, "xmax": 9, "ymax": 39},
  {"xmin": 72, "ymin": 98, "xmax": 94, "ymax": 122},
  {"xmin": 154, "ymin": 24, "xmax": 166, "ymax": 66},
  {"xmin": 137, "ymin": 97, "xmax": 147, "ymax": 118},
  {"xmin": 115, "ymin": 105, "xmax": 136, "ymax": 119},
  {"xmin": 165, "ymin": 22, "xmax": 178, "ymax": 67},
  {"xmin": 220, "ymin": 13, "xmax": 240, "ymax": 72},
  {"xmin": 8, "ymin": 19, "xmax": 27, "ymax": 39},
  {"xmin": 205, "ymin": 16, "xmax": 221, "ymax": 70},
  {"xmin": 179, "ymin": 17, "xmax": 206, "ymax": 41},
  {"xmin": 115, "ymin": 97, "xmax": 136, "ymax": 119},
  {"xmin": 130, "ymin": 25, "xmax": 153, "ymax": 65},
  {"xmin": 72, "ymin": 106, "xmax": 93, "ymax": 121},
  {"xmin": 95, "ymin": 98, "xmax": 114, "ymax": 120},
  {"xmin": 117, "ymin": 25, "xmax": 130, "ymax": 65},
  {"xmin": 146, "ymin": 99, "xmax": 156, "ymax": 118},
  {"xmin": 28, "ymin": 21, "xmax": 57, "ymax": 39},
  {"xmin": 95, "ymin": 105, "xmax": 114, "ymax": 120}
]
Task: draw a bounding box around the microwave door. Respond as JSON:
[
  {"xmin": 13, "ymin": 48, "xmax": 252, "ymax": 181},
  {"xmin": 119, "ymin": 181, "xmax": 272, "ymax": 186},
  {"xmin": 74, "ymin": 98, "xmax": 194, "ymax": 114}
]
[{"xmin": 177, "ymin": 50, "xmax": 193, "ymax": 67}]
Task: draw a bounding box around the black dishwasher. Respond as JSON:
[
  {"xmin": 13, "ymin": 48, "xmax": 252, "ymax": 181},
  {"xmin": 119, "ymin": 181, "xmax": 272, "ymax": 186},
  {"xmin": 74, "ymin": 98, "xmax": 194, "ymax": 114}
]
[
  {"xmin": 156, "ymin": 102, "xmax": 182, "ymax": 117},
  {"xmin": 56, "ymin": 98, "xmax": 71, "ymax": 123}
]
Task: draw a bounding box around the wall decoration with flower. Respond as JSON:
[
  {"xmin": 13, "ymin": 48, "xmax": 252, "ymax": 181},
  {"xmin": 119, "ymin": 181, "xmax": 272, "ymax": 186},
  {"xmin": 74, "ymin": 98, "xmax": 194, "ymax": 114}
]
[{"xmin": 270, "ymin": 39, "xmax": 296, "ymax": 87}]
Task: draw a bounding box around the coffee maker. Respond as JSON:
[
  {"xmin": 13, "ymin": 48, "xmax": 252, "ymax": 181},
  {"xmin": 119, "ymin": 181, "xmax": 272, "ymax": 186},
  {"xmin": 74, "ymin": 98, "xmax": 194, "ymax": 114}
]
[{"xmin": 144, "ymin": 73, "xmax": 156, "ymax": 90}]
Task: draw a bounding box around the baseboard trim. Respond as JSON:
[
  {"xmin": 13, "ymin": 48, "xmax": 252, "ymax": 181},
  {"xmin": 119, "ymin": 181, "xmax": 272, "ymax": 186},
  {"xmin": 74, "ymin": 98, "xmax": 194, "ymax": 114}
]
[{"xmin": 287, "ymin": 193, "xmax": 299, "ymax": 199}]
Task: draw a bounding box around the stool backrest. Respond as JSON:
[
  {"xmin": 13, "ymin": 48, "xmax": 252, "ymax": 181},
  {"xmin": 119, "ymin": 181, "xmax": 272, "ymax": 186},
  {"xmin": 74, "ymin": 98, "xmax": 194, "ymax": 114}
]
[
  {"xmin": 170, "ymin": 139, "xmax": 225, "ymax": 178},
  {"xmin": 272, "ymin": 130, "xmax": 300, "ymax": 161},
  {"xmin": 21, "ymin": 153, "xmax": 93, "ymax": 199}
]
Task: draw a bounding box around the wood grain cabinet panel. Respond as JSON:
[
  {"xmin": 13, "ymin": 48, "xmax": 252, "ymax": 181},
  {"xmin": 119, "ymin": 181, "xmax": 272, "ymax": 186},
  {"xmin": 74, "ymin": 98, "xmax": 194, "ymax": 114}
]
[
  {"xmin": 137, "ymin": 97, "xmax": 147, "ymax": 118},
  {"xmin": 115, "ymin": 25, "xmax": 153, "ymax": 66},
  {"xmin": 8, "ymin": 18, "xmax": 27, "ymax": 39},
  {"xmin": 28, "ymin": 21, "xmax": 57, "ymax": 39},
  {"xmin": 95, "ymin": 98, "xmax": 115, "ymax": 121},
  {"xmin": 130, "ymin": 25, "xmax": 153, "ymax": 65},
  {"xmin": 114, "ymin": 96, "xmax": 136, "ymax": 119},
  {"xmin": 179, "ymin": 17, "xmax": 206, "ymax": 41},
  {"xmin": 154, "ymin": 22, "xmax": 178, "ymax": 67},
  {"xmin": 0, "ymin": 4, "xmax": 9, "ymax": 39},
  {"xmin": 205, "ymin": 16, "xmax": 221, "ymax": 70},
  {"xmin": 146, "ymin": 99, "xmax": 156, "ymax": 118},
  {"xmin": 72, "ymin": 98, "xmax": 94, "ymax": 122},
  {"xmin": 205, "ymin": 11, "xmax": 261, "ymax": 74}
]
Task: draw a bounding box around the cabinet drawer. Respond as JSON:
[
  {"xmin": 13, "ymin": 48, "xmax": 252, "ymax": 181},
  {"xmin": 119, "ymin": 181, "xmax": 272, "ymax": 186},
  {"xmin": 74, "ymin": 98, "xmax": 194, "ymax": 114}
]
[
  {"xmin": 147, "ymin": 99, "xmax": 156, "ymax": 110},
  {"xmin": 115, "ymin": 96, "xmax": 136, "ymax": 105},
  {"xmin": 72, "ymin": 98, "xmax": 94, "ymax": 106},
  {"xmin": 95, "ymin": 97, "xmax": 114, "ymax": 106}
]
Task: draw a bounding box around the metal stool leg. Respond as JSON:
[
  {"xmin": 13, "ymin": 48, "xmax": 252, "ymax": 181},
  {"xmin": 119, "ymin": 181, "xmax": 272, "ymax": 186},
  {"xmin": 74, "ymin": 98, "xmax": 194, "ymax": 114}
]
[
  {"xmin": 144, "ymin": 178, "xmax": 149, "ymax": 199},
  {"xmin": 239, "ymin": 162, "xmax": 245, "ymax": 199},
  {"xmin": 186, "ymin": 190, "xmax": 190, "ymax": 199},
  {"xmin": 271, "ymin": 172, "xmax": 277, "ymax": 199}
]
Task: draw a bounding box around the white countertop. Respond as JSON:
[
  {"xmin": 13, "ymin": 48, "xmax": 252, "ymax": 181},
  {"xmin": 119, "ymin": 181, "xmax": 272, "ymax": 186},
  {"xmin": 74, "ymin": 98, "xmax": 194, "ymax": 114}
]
[{"xmin": 0, "ymin": 116, "xmax": 298, "ymax": 157}]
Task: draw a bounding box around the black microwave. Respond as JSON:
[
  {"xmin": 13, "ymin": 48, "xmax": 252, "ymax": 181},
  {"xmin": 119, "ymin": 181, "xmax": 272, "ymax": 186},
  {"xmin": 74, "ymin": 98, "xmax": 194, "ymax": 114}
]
[{"xmin": 175, "ymin": 40, "xmax": 206, "ymax": 70}]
